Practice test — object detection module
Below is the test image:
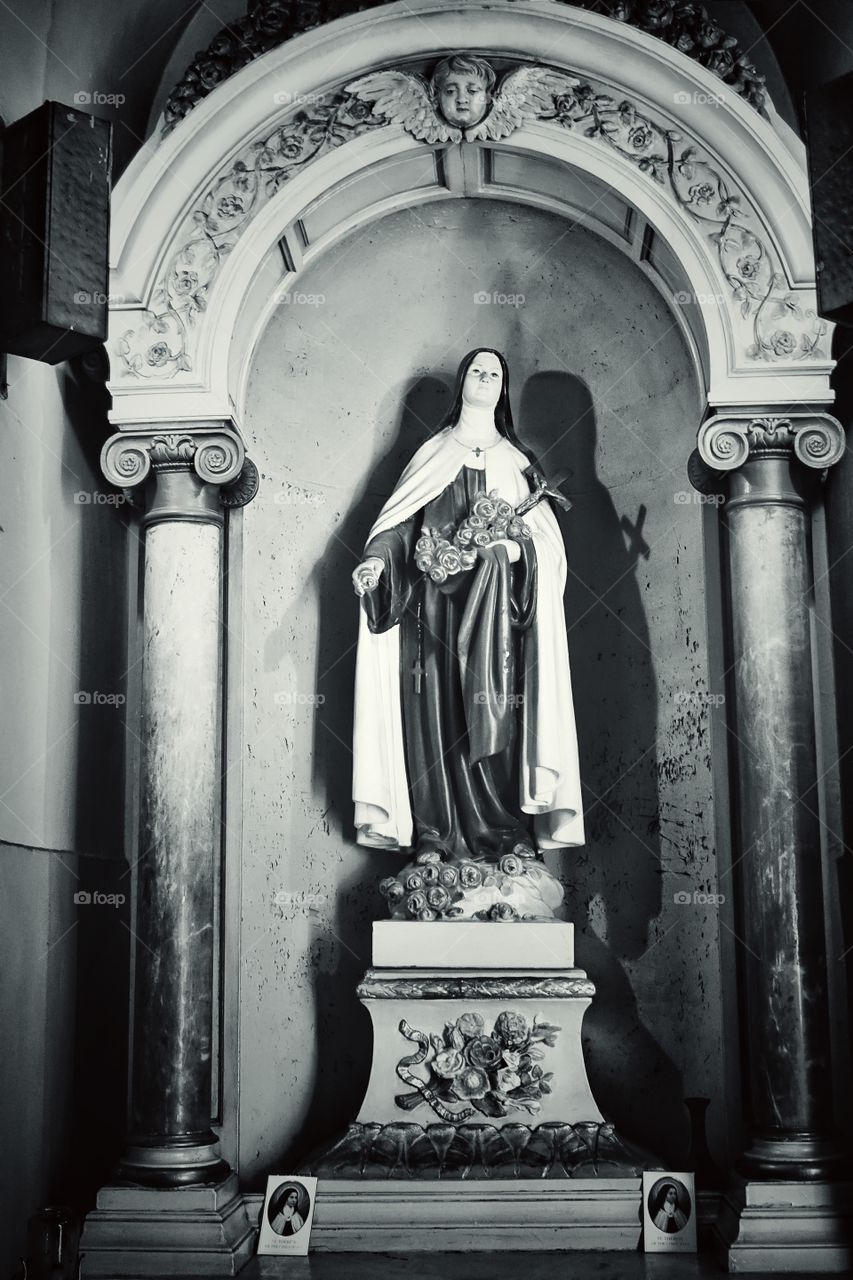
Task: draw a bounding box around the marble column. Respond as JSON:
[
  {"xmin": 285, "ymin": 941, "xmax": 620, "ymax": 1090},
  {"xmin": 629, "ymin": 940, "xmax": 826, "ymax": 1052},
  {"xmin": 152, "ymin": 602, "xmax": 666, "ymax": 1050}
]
[
  {"xmin": 695, "ymin": 412, "xmax": 845, "ymax": 1181},
  {"xmin": 100, "ymin": 425, "xmax": 258, "ymax": 1188}
]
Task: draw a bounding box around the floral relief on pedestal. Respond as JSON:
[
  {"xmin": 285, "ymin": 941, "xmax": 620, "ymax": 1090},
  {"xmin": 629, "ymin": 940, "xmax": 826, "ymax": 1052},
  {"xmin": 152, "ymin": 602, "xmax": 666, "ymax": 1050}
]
[{"xmin": 395, "ymin": 1009, "xmax": 560, "ymax": 1123}]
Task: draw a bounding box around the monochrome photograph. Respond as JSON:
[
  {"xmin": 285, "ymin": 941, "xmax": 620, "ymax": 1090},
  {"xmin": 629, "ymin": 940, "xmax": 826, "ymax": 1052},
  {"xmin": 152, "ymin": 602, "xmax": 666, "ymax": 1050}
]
[{"xmin": 1, "ymin": 1, "xmax": 851, "ymax": 1277}]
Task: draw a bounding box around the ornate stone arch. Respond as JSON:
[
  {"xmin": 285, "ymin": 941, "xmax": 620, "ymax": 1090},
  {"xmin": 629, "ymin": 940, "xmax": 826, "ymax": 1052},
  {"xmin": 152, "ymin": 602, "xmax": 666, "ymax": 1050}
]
[{"xmin": 106, "ymin": 0, "xmax": 833, "ymax": 431}]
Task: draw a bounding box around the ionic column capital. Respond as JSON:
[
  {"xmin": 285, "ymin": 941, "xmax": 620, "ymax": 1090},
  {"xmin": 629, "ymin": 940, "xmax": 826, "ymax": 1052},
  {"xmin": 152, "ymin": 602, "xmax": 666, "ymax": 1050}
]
[
  {"xmin": 101, "ymin": 423, "xmax": 259, "ymax": 525},
  {"xmin": 697, "ymin": 411, "xmax": 845, "ymax": 474}
]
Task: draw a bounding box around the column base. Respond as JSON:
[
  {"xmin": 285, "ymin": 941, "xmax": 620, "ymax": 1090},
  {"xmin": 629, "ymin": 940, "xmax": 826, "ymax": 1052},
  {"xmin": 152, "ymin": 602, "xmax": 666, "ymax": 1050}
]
[
  {"xmin": 713, "ymin": 1174, "xmax": 853, "ymax": 1273},
  {"xmin": 79, "ymin": 1174, "xmax": 254, "ymax": 1277},
  {"xmin": 119, "ymin": 1131, "xmax": 230, "ymax": 1187},
  {"xmin": 736, "ymin": 1130, "xmax": 847, "ymax": 1181}
]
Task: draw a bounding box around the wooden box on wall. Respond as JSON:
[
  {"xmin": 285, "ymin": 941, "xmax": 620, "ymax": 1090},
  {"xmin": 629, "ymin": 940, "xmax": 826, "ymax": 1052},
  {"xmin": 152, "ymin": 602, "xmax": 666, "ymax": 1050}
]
[{"xmin": 0, "ymin": 101, "xmax": 112, "ymax": 363}]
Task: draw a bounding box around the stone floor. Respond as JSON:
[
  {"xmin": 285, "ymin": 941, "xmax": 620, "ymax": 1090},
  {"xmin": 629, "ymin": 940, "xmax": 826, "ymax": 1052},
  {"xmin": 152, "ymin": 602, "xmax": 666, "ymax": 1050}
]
[{"xmin": 221, "ymin": 1252, "xmax": 838, "ymax": 1279}]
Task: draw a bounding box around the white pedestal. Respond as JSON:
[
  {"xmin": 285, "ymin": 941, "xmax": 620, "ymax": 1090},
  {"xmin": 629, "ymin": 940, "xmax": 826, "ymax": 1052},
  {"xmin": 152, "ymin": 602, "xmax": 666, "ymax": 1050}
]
[
  {"xmin": 357, "ymin": 921, "xmax": 599, "ymax": 1129},
  {"xmin": 373, "ymin": 919, "xmax": 575, "ymax": 968}
]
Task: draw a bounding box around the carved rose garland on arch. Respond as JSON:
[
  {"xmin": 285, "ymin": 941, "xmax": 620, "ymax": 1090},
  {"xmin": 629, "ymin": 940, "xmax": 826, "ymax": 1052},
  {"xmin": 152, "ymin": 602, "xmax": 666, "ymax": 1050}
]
[
  {"xmin": 117, "ymin": 94, "xmax": 384, "ymax": 378},
  {"xmin": 116, "ymin": 56, "xmax": 822, "ymax": 382}
]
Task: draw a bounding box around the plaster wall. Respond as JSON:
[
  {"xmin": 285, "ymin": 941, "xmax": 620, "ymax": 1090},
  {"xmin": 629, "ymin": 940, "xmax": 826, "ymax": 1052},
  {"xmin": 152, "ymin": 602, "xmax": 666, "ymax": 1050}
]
[{"xmin": 236, "ymin": 196, "xmax": 737, "ymax": 1185}]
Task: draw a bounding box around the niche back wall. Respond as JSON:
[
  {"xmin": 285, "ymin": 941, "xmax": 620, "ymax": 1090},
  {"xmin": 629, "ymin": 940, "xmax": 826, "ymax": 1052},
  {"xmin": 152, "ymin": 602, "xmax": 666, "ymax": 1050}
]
[{"xmin": 236, "ymin": 197, "xmax": 733, "ymax": 1183}]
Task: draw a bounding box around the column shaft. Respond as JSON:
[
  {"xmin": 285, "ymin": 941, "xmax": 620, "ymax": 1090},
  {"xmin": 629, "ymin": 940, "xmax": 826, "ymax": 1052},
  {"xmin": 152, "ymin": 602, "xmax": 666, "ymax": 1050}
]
[
  {"xmin": 698, "ymin": 413, "xmax": 845, "ymax": 1181},
  {"xmin": 100, "ymin": 427, "xmax": 255, "ymax": 1187}
]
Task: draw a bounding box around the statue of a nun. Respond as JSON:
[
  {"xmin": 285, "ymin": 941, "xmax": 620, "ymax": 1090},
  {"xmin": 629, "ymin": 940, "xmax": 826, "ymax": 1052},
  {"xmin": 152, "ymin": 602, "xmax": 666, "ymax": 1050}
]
[{"xmin": 352, "ymin": 349, "xmax": 584, "ymax": 920}]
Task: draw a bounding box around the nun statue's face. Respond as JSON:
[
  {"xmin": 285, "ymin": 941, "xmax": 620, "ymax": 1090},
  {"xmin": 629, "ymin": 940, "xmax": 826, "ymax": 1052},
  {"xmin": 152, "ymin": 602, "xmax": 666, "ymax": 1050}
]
[{"xmin": 461, "ymin": 351, "xmax": 503, "ymax": 411}]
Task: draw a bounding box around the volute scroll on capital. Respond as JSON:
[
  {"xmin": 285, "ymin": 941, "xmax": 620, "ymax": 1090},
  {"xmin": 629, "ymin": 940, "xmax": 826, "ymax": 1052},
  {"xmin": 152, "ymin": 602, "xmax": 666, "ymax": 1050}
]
[
  {"xmin": 696, "ymin": 413, "xmax": 846, "ymax": 476},
  {"xmin": 100, "ymin": 426, "xmax": 260, "ymax": 510}
]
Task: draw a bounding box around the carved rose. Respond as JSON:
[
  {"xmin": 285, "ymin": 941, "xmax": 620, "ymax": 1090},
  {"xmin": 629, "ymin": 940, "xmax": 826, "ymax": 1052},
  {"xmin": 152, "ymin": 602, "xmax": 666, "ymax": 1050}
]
[
  {"xmin": 417, "ymin": 907, "xmax": 437, "ymax": 921},
  {"xmin": 455, "ymin": 1012, "xmax": 485, "ymax": 1040},
  {"xmin": 216, "ymin": 194, "xmax": 245, "ymax": 220},
  {"xmin": 453, "ymin": 1066, "xmax": 489, "ymax": 1100},
  {"xmin": 502, "ymin": 1049, "xmax": 522, "ymax": 1070},
  {"xmin": 280, "ymin": 136, "xmax": 303, "ymax": 160},
  {"xmin": 498, "ymin": 853, "xmax": 524, "ymax": 877},
  {"xmin": 472, "ymin": 496, "xmax": 497, "ymax": 521},
  {"xmin": 702, "ymin": 47, "xmax": 735, "ymax": 77},
  {"xmin": 489, "ymin": 902, "xmax": 519, "ymax": 921},
  {"xmin": 426, "ymin": 885, "xmax": 451, "ymax": 912},
  {"xmin": 416, "ymin": 848, "xmax": 443, "ymax": 865},
  {"xmin": 379, "ymin": 877, "xmax": 404, "ymax": 907},
  {"xmin": 493, "ymin": 1010, "xmax": 529, "ymax": 1050},
  {"xmin": 146, "ymin": 342, "xmax": 170, "ymax": 368},
  {"xmin": 405, "ymin": 890, "xmax": 427, "ymax": 917},
  {"xmin": 465, "ymin": 1036, "xmax": 503, "ymax": 1069},
  {"xmin": 419, "ymin": 863, "xmax": 440, "ymax": 886},
  {"xmin": 437, "ymin": 546, "xmax": 462, "ymax": 573},
  {"xmin": 737, "ymin": 256, "xmax": 760, "ymax": 280},
  {"xmin": 460, "ymin": 864, "xmax": 483, "ymax": 889},
  {"xmin": 697, "ymin": 19, "xmax": 724, "ymax": 48},
  {"xmin": 688, "ymin": 182, "xmax": 716, "ymax": 206},
  {"xmin": 438, "ymin": 865, "xmax": 459, "ymax": 888},
  {"xmin": 495, "ymin": 1067, "xmax": 521, "ymax": 1094},
  {"xmin": 770, "ymin": 329, "xmax": 796, "ymax": 356},
  {"xmin": 628, "ymin": 124, "xmax": 653, "ymax": 151},
  {"xmin": 640, "ymin": 0, "xmax": 675, "ymax": 32},
  {"xmin": 171, "ymin": 267, "xmax": 200, "ymax": 297},
  {"xmin": 404, "ymin": 870, "xmax": 425, "ymax": 893},
  {"xmin": 348, "ymin": 99, "xmax": 373, "ymax": 122},
  {"xmin": 433, "ymin": 1048, "xmax": 465, "ymax": 1078}
]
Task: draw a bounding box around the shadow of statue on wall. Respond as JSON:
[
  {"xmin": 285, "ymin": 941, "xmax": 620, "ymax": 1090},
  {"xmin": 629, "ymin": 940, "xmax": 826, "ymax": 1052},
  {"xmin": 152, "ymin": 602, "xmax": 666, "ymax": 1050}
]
[{"xmin": 519, "ymin": 369, "xmax": 686, "ymax": 1165}]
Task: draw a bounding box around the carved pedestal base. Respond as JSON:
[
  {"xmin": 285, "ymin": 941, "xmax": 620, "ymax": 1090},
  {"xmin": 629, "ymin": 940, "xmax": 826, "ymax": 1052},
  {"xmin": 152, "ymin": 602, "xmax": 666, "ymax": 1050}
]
[
  {"xmin": 299, "ymin": 919, "xmax": 661, "ymax": 1252},
  {"xmin": 713, "ymin": 1176, "xmax": 853, "ymax": 1273},
  {"xmin": 249, "ymin": 1176, "xmax": 650, "ymax": 1251},
  {"xmin": 78, "ymin": 1174, "xmax": 254, "ymax": 1277}
]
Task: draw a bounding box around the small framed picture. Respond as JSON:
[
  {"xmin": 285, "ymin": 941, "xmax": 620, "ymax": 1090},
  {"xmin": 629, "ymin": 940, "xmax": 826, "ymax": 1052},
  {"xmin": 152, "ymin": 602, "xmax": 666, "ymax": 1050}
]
[
  {"xmin": 642, "ymin": 1171, "xmax": 697, "ymax": 1253},
  {"xmin": 256, "ymin": 1175, "xmax": 317, "ymax": 1256}
]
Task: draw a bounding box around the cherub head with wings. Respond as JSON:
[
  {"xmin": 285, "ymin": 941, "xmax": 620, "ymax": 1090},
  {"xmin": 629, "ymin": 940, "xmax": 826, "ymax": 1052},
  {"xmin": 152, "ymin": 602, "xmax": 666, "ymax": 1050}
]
[
  {"xmin": 346, "ymin": 57, "xmax": 579, "ymax": 145},
  {"xmin": 431, "ymin": 54, "xmax": 496, "ymax": 130}
]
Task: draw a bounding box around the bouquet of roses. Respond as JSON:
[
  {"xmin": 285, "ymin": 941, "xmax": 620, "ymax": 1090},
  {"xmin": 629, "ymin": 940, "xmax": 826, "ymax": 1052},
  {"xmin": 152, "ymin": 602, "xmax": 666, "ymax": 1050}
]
[
  {"xmin": 396, "ymin": 1009, "xmax": 560, "ymax": 1119},
  {"xmin": 414, "ymin": 490, "xmax": 531, "ymax": 584}
]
